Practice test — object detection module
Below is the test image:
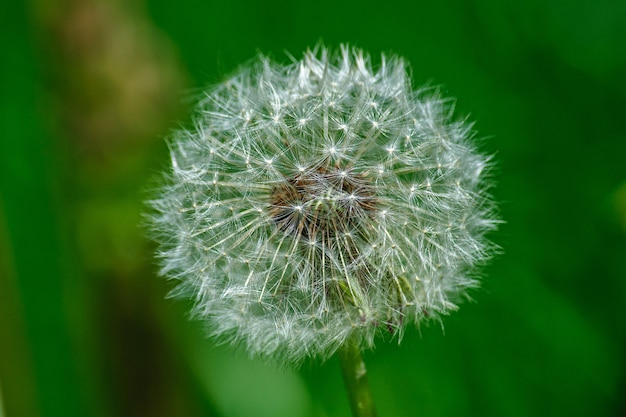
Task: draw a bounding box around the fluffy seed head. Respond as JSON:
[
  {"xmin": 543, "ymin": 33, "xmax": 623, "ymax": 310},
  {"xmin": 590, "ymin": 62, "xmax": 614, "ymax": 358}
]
[{"xmin": 148, "ymin": 45, "xmax": 498, "ymax": 365}]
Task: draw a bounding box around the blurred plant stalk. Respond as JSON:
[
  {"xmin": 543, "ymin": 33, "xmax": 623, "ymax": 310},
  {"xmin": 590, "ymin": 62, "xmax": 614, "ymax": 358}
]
[{"xmin": 0, "ymin": 0, "xmax": 214, "ymax": 416}]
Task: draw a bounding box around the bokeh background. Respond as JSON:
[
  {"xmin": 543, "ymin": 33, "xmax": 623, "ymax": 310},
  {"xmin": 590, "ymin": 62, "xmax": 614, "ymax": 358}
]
[{"xmin": 2, "ymin": 0, "xmax": 625, "ymax": 416}]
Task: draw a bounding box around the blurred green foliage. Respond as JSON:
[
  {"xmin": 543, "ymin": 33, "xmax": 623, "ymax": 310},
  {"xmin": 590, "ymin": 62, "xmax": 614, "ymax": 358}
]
[{"xmin": 1, "ymin": 0, "xmax": 625, "ymax": 416}]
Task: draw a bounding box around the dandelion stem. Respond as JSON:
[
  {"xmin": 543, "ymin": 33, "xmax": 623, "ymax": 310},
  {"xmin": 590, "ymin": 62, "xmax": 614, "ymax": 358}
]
[{"xmin": 338, "ymin": 338, "xmax": 378, "ymax": 417}]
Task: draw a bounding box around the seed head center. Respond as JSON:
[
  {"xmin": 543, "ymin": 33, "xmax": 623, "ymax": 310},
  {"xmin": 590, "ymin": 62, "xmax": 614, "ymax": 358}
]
[{"xmin": 269, "ymin": 166, "xmax": 377, "ymax": 240}]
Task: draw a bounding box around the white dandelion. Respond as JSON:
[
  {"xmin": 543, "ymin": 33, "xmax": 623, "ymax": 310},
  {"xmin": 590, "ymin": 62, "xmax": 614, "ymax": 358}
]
[{"xmin": 148, "ymin": 45, "xmax": 498, "ymax": 367}]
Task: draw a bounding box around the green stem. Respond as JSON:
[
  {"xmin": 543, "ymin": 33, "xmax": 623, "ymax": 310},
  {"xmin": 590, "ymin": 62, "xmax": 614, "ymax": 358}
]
[{"xmin": 338, "ymin": 339, "xmax": 378, "ymax": 417}]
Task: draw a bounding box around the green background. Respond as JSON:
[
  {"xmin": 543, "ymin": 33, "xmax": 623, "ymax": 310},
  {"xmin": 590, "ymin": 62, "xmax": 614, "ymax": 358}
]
[{"xmin": 2, "ymin": 0, "xmax": 625, "ymax": 416}]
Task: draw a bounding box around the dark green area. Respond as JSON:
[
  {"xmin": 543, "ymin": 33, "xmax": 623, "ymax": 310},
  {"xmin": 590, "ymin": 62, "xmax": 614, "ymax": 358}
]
[{"xmin": 2, "ymin": 0, "xmax": 625, "ymax": 416}]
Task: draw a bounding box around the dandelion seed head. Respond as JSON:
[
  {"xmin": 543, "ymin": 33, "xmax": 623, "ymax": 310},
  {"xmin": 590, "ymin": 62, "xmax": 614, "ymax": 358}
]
[{"xmin": 148, "ymin": 45, "xmax": 498, "ymax": 366}]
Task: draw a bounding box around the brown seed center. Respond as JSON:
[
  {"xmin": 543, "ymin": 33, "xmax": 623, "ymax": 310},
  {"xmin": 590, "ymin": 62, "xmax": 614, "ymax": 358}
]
[{"xmin": 269, "ymin": 166, "xmax": 377, "ymax": 241}]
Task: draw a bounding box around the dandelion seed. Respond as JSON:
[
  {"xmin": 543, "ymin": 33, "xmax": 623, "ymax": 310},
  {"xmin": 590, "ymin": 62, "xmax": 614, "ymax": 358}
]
[{"xmin": 147, "ymin": 45, "xmax": 498, "ymax": 366}]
